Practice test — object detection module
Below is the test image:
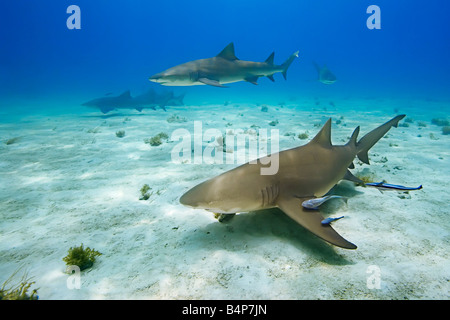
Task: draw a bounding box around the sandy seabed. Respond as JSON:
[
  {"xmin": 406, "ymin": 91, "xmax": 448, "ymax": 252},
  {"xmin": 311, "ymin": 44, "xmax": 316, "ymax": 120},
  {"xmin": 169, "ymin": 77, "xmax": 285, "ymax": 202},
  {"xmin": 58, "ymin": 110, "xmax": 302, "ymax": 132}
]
[{"xmin": 0, "ymin": 96, "xmax": 449, "ymax": 299}]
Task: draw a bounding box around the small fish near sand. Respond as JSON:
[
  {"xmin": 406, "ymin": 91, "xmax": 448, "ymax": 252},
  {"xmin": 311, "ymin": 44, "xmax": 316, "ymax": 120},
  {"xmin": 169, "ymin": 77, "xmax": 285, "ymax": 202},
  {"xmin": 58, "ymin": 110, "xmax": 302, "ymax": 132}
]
[
  {"xmin": 150, "ymin": 42, "xmax": 299, "ymax": 87},
  {"xmin": 365, "ymin": 182, "xmax": 423, "ymax": 191},
  {"xmin": 302, "ymin": 195, "xmax": 347, "ymax": 210}
]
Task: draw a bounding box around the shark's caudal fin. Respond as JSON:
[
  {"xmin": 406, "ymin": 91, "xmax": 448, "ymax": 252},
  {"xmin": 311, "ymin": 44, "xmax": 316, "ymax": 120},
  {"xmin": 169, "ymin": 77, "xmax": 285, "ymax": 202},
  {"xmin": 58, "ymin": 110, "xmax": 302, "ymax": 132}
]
[
  {"xmin": 281, "ymin": 51, "xmax": 299, "ymax": 80},
  {"xmin": 356, "ymin": 115, "xmax": 406, "ymax": 164}
]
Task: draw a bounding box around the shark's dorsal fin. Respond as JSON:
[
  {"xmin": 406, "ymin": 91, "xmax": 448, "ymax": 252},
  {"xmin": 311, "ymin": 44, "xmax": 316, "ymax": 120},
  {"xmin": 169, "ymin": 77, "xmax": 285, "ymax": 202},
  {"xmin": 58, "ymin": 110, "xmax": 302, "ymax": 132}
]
[
  {"xmin": 310, "ymin": 118, "xmax": 332, "ymax": 147},
  {"xmin": 346, "ymin": 126, "xmax": 360, "ymax": 147},
  {"xmin": 217, "ymin": 43, "xmax": 238, "ymax": 61},
  {"xmin": 265, "ymin": 52, "xmax": 275, "ymax": 65}
]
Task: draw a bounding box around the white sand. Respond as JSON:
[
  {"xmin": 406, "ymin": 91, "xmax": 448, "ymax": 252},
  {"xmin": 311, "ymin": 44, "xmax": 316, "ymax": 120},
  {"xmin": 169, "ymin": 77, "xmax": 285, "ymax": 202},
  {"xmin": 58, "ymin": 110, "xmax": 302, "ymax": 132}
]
[{"xmin": 0, "ymin": 97, "xmax": 449, "ymax": 299}]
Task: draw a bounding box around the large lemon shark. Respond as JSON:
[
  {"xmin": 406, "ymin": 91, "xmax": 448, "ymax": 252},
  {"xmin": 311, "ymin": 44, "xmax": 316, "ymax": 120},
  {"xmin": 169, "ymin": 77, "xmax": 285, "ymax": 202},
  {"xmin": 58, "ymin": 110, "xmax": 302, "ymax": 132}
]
[
  {"xmin": 149, "ymin": 42, "xmax": 299, "ymax": 87},
  {"xmin": 180, "ymin": 115, "xmax": 406, "ymax": 249}
]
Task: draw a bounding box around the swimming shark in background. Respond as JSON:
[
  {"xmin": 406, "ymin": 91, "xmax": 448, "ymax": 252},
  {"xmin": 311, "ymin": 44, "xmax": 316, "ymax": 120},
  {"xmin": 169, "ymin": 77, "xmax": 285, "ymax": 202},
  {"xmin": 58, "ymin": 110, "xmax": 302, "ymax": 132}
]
[
  {"xmin": 313, "ymin": 61, "xmax": 337, "ymax": 84},
  {"xmin": 81, "ymin": 90, "xmax": 136, "ymax": 114},
  {"xmin": 149, "ymin": 42, "xmax": 299, "ymax": 87},
  {"xmin": 180, "ymin": 115, "xmax": 406, "ymax": 249},
  {"xmin": 82, "ymin": 89, "xmax": 185, "ymax": 113}
]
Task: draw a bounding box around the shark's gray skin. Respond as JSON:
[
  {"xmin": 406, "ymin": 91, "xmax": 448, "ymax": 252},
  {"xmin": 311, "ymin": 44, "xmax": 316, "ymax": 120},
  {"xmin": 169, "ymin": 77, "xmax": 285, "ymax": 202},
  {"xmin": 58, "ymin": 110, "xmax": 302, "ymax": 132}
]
[
  {"xmin": 180, "ymin": 115, "xmax": 406, "ymax": 249},
  {"xmin": 82, "ymin": 89, "xmax": 185, "ymax": 113},
  {"xmin": 149, "ymin": 43, "xmax": 299, "ymax": 87},
  {"xmin": 133, "ymin": 88, "xmax": 185, "ymax": 111},
  {"xmin": 313, "ymin": 62, "xmax": 337, "ymax": 85}
]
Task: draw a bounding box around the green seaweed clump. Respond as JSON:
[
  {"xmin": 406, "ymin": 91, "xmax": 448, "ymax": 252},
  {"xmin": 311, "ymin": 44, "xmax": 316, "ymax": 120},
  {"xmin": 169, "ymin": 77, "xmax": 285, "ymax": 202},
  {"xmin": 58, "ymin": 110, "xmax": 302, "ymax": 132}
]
[
  {"xmin": 5, "ymin": 137, "xmax": 21, "ymax": 145},
  {"xmin": 355, "ymin": 169, "xmax": 376, "ymax": 185},
  {"xmin": 431, "ymin": 118, "xmax": 450, "ymax": 126},
  {"xmin": 145, "ymin": 132, "xmax": 169, "ymax": 146},
  {"xmin": 268, "ymin": 120, "xmax": 279, "ymax": 126},
  {"xmin": 115, "ymin": 130, "xmax": 125, "ymax": 138},
  {"xmin": 298, "ymin": 132, "xmax": 309, "ymax": 140},
  {"xmin": 0, "ymin": 269, "xmax": 38, "ymax": 300},
  {"xmin": 442, "ymin": 126, "xmax": 450, "ymax": 135},
  {"xmin": 63, "ymin": 244, "xmax": 102, "ymax": 271},
  {"xmin": 140, "ymin": 183, "xmax": 153, "ymax": 200},
  {"xmin": 167, "ymin": 114, "xmax": 187, "ymax": 123}
]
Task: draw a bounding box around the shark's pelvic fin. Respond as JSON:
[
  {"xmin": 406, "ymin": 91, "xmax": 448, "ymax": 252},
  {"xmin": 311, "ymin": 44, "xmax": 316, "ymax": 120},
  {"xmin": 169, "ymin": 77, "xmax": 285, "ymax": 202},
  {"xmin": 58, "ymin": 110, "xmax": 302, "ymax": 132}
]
[
  {"xmin": 216, "ymin": 42, "xmax": 239, "ymax": 61},
  {"xmin": 356, "ymin": 115, "xmax": 406, "ymax": 164},
  {"xmin": 277, "ymin": 196, "xmax": 357, "ymax": 249},
  {"xmin": 267, "ymin": 74, "xmax": 275, "ymax": 82},
  {"xmin": 198, "ymin": 78, "xmax": 227, "ymax": 88},
  {"xmin": 343, "ymin": 170, "xmax": 364, "ymax": 184},
  {"xmin": 310, "ymin": 118, "xmax": 332, "ymax": 148}
]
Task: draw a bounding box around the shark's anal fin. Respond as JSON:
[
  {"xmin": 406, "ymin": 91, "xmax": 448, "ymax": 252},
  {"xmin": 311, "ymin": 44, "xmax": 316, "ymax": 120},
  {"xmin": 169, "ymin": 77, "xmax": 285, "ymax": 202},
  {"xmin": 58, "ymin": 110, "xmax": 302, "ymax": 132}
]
[
  {"xmin": 198, "ymin": 78, "xmax": 228, "ymax": 88},
  {"xmin": 277, "ymin": 196, "xmax": 357, "ymax": 249},
  {"xmin": 343, "ymin": 170, "xmax": 364, "ymax": 184},
  {"xmin": 244, "ymin": 76, "xmax": 259, "ymax": 85}
]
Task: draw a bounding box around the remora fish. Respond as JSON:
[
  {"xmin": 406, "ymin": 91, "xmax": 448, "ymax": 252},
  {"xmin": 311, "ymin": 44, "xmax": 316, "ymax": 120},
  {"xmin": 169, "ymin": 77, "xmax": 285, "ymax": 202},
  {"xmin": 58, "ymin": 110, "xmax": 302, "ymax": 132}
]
[
  {"xmin": 180, "ymin": 115, "xmax": 406, "ymax": 249},
  {"xmin": 149, "ymin": 42, "xmax": 299, "ymax": 87},
  {"xmin": 302, "ymin": 195, "xmax": 347, "ymax": 210},
  {"xmin": 321, "ymin": 216, "xmax": 345, "ymax": 226},
  {"xmin": 365, "ymin": 182, "xmax": 423, "ymax": 191}
]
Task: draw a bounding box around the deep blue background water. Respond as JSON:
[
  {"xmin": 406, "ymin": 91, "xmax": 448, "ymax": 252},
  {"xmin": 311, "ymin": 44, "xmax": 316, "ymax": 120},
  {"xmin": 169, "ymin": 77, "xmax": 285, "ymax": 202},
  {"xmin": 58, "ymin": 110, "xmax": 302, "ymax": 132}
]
[{"xmin": 1, "ymin": 0, "xmax": 449, "ymax": 108}]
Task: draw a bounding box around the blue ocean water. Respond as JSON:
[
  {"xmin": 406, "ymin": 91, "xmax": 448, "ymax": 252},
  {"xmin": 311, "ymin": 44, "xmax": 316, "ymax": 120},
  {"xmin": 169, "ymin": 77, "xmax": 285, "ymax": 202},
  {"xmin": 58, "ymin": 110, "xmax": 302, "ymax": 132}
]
[{"xmin": 1, "ymin": 0, "xmax": 449, "ymax": 108}]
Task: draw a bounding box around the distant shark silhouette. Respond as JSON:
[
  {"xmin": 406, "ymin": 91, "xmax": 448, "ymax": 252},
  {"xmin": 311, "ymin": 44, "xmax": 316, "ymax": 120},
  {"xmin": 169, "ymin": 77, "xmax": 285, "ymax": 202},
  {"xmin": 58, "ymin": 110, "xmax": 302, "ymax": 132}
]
[
  {"xmin": 149, "ymin": 42, "xmax": 299, "ymax": 87},
  {"xmin": 82, "ymin": 89, "xmax": 185, "ymax": 113},
  {"xmin": 180, "ymin": 115, "xmax": 406, "ymax": 249},
  {"xmin": 313, "ymin": 61, "xmax": 337, "ymax": 84}
]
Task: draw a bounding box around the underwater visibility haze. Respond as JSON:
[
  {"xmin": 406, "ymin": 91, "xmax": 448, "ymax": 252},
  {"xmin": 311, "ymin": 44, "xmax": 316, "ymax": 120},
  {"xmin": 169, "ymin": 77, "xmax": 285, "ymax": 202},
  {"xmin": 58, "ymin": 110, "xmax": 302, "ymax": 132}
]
[{"xmin": 0, "ymin": 0, "xmax": 449, "ymax": 300}]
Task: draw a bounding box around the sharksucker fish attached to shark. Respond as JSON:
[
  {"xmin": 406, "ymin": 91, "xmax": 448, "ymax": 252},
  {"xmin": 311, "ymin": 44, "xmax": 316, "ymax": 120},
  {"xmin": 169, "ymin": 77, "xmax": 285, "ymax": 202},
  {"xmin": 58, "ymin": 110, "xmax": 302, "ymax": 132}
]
[
  {"xmin": 149, "ymin": 42, "xmax": 299, "ymax": 87},
  {"xmin": 180, "ymin": 115, "xmax": 407, "ymax": 249}
]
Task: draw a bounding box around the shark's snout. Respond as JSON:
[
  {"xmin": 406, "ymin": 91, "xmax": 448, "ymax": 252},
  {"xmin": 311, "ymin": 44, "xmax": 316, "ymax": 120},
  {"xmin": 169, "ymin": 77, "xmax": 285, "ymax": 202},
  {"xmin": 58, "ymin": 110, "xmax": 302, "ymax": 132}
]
[{"xmin": 149, "ymin": 73, "xmax": 166, "ymax": 83}]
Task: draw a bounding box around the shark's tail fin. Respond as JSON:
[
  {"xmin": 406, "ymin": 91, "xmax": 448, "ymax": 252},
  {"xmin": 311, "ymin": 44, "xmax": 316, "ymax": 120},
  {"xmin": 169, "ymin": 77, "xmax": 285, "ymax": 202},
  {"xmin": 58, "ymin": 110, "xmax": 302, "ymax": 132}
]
[
  {"xmin": 356, "ymin": 115, "xmax": 406, "ymax": 164},
  {"xmin": 281, "ymin": 51, "xmax": 299, "ymax": 80}
]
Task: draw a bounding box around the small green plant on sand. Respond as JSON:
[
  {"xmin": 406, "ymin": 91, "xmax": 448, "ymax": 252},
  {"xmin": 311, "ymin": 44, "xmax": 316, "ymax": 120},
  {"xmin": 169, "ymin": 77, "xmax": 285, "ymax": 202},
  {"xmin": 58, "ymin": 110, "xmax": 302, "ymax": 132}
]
[
  {"xmin": 63, "ymin": 244, "xmax": 102, "ymax": 271},
  {"xmin": 298, "ymin": 132, "xmax": 309, "ymax": 140},
  {"xmin": 355, "ymin": 169, "xmax": 376, "ymax": 185},
  {"xmin": 115, "ymin": 130, "xmax": 125, "ymax": 138},
  {"xmin": 442, "ymin": 126, "xmax": 450, "ymax": 135},
  {"xmin": 140, "ymin": 183, "xmax": 153, "ymax": 200},
  {"xmin": 0, "ymin": 268, "xmax": 38, "ymax": 300},
  {"xmin": 144, "ymin": 132, "xmax": 169, "ymax": 146}
]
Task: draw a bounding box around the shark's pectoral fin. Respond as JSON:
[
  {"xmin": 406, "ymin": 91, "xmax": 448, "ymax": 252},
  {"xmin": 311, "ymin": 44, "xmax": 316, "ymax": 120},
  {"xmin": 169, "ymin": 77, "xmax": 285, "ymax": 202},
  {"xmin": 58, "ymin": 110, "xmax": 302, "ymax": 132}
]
[
  {"xmin": 277, "ymin": 196, "xmax": 357, "ymax": 249},
  {"xmin": 244, "ymin": 76, "xmax": 259, "ymax": 85},
  {"xmin": 198, "ymin": 78, "xmax": 228, "ymax": 88},
  {"xmin": 100, "ymin": 106, "xmax": 115, "ymax": 114}
]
